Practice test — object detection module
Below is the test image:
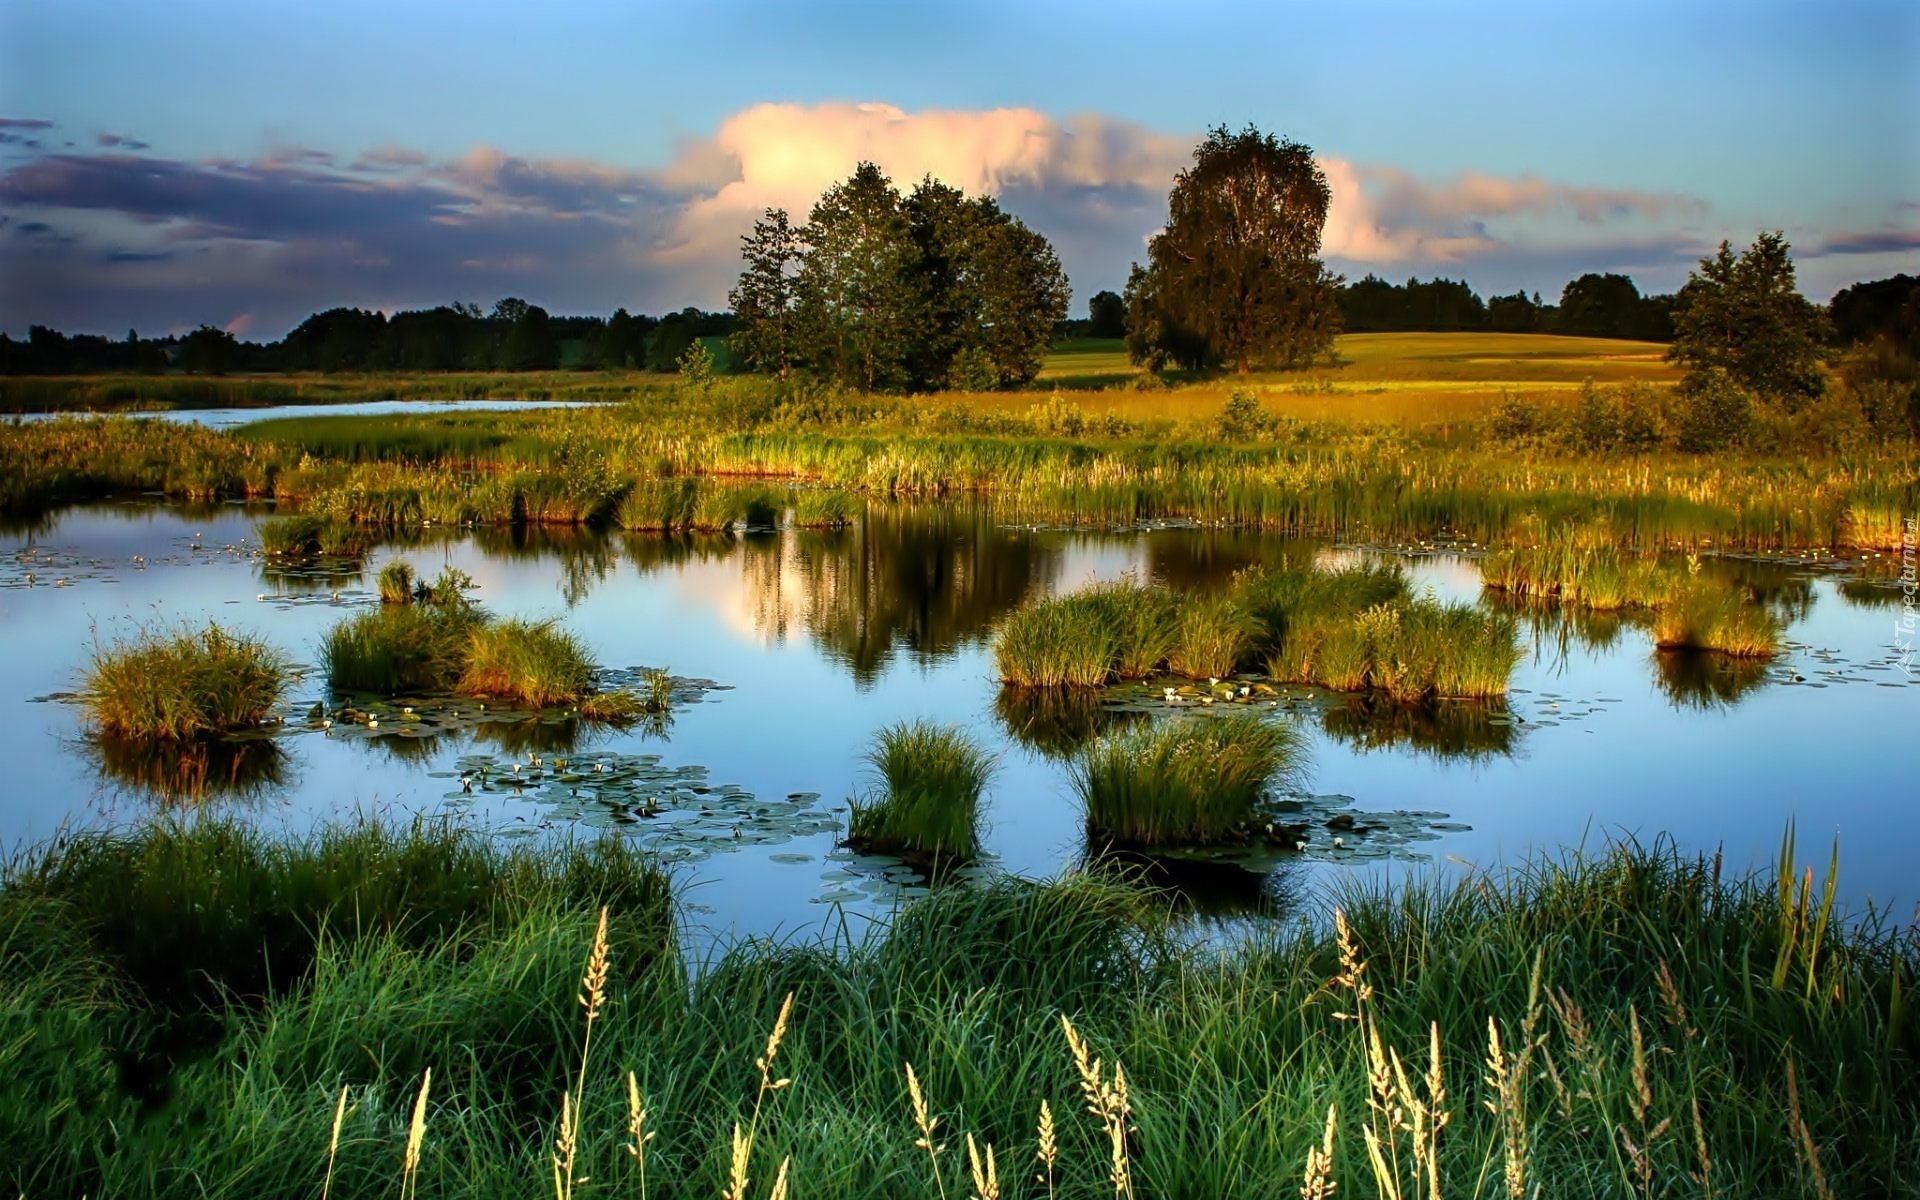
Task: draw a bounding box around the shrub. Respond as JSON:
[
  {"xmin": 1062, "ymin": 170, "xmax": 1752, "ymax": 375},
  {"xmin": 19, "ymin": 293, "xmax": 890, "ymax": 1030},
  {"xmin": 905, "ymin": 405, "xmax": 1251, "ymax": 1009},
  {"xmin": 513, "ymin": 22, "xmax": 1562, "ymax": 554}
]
[
  {"xmin": 1075, "ymin": 716, "xmax": 1308, "ymax": 847},
  {"xmin": 81, "ymin": 622, "xmax": 287, "ymax": 739},
  {"xmin": 847, "ymin": 721, "xmax": 993, "ymax": 860},
  {"xmin": 1677, "ymin": 368, "xmax": 1754, "ymax": 452}
]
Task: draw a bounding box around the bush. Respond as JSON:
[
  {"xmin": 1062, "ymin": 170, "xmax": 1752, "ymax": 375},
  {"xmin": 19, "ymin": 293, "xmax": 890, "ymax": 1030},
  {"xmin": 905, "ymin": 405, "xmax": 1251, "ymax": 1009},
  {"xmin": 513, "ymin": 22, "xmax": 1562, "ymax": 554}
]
[
  {"xmin": 1677, "ymin": 368, "xmax": 1754, "ymax": 452},
  {"xmin": 81, "ymin": 622, "xmax": 287, "ymax": 739}
]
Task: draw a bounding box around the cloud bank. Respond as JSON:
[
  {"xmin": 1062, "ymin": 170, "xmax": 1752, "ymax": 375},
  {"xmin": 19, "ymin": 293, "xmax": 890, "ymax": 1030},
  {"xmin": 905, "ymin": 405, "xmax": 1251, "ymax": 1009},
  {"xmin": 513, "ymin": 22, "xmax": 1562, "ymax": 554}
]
[{"xmin": 1, "ymin": 101, "xmax": 1897, "ymax": 336}]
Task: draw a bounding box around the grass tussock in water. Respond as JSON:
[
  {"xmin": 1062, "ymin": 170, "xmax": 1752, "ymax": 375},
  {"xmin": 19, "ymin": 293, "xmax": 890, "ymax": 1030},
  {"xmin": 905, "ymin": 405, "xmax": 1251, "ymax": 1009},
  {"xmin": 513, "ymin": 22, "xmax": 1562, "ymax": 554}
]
[
  {"xmin": 993, "ymin": 590, "xmax": 1118, "ymax": 687},
  {"xmin": 457, "ymin": 619, "xmax": 595, "ymax": 707},
  {"xmin": 847, "ymin": 720, "xmax": 994, "ymax": 860},
  {"xmin": 1166, "ymin": 591, "xmax": 1260, "ymax": 679},
  {"xmin": 320, "ymin": 596, "xmax": 480, "ymax": 695},
  {"xmin": 257, "ymin": 513, "xmax": 367, "ymax": 558},
  {"xmin": 1075, "ymin": 715, "xmax": 1309, "ymax": 847},
  {"xmin": 3, "ymin": 821, "xmax": 1916, "ymax": 1198},
  {"xmin": 376, "ymin": 559, "xmax": 416, "ymax": 603},
  {"xmin": 1653, "ymin": 584, "xmax": 1784, "ymax": 657},
  {"xmin": 81, "ymin": 622, "xmax": 288, "ymax": 739}
]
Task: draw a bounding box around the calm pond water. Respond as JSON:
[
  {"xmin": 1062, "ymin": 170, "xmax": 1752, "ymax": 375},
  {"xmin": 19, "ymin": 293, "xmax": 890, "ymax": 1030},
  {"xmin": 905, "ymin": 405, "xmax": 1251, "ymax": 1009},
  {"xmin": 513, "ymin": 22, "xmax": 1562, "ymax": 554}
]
[
  {"xmin": 12, "ymin": 398, "xmax": 603, "ymax": 430},
  {"xmin": 1, "ymin": 502, "xmax": 1914, "ymax": 941}
]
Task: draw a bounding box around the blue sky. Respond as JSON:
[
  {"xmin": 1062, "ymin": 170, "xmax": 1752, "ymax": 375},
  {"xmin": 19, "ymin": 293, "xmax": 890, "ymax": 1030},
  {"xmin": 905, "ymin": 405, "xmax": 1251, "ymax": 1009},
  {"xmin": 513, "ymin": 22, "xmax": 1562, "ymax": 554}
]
[{"xmin": 2, "ymin": 0, "xmax": 1915, "ymax": 336}]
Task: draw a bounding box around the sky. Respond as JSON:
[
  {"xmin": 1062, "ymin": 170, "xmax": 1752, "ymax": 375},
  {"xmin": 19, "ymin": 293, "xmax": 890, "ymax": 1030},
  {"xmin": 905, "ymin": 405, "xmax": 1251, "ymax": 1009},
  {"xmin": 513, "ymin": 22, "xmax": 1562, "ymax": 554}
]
[{"xmin": 1, "ymin": 0, "xmax": 1915, "ymax": 338}]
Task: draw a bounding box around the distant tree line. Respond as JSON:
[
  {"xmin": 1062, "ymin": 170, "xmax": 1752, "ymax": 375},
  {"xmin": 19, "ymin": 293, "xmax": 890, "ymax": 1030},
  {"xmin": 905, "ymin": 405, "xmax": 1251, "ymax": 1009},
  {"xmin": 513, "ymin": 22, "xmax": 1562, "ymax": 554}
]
[{"xmin": 0, "ymin": 301, "xmax": 734, "ymax": 375}]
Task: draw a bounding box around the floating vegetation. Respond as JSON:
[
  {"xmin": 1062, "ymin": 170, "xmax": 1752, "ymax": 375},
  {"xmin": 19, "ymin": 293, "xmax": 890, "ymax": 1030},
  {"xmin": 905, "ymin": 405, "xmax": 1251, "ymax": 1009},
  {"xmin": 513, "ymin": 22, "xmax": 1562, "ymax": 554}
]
[
  {"xmin": 441, "ymin": 750, "xmax": 840, "ymax": 863},
  {"xmin": 80, "ymin": 621, "xmax": 288, "ymax": 739},
  {"xmin": 846, "ymin": 721, "xmax": 994, "ymax": 863}
]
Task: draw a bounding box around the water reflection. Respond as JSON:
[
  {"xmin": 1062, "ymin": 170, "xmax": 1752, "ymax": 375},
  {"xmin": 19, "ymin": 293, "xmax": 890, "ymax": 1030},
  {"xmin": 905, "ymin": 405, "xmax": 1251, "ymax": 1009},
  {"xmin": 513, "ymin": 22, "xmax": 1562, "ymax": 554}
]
[
  {"xmin": 1083, "ymin": 847, "xmax": 1296, "ymax": 920},
  {"xmin": 84, "ymin": 734, "xmax": 288, "ymax": 805},
  {"xmin": 1320, "ymin": 696, "xmax": 1521, "ymax": 761},
  {"xmin": 745, "ymin": 504, "xmax": 1056, "ymax": 684},
  {"xmin": 993, "ymin": 688, "xmax": 1149, "ymax": 760},
  {"xmin": 1653, "ymin": 650, "xmax": 1773, "ymax": 710}
]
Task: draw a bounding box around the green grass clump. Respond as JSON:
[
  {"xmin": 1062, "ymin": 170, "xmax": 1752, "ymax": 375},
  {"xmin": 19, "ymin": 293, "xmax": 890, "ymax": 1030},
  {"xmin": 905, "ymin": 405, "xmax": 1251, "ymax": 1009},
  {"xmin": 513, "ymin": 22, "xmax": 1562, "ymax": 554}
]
[
  {"xmin": 614, "ymin": 476, "xmax": 702, "ymax": 532},
  {"xmin": 1654, "ymin": 585, "xmax": 1783, "ymax": 657},
  {"xmin": 576, "ymin": 668, "xmax": 672, "ymax": 724},
  {"xmin": 458, "ymin": 619, "xmax": 596, "ymax": 706},
  {"xmin": 994, "ymin": 591, "xmax": 1118, "ymax": 687},
  {"xmin": 847, "ymin": 720, "xmax": 994, "ymax": 860},
  {"xmin": 1075, "ymin": 716, "xmax": 1308, "ymax": 847},
  {"xmin": 690, "ymin": 483, "xmax": 781, "ymax": 532},
  {"xmin": 319, "ymin": 602, "xmax": 478, "ymax": 693},
  {"xmin": 377, "ymin": 559, "xmax": 417, "ymax": 603},
  {"xmin": 81, "ymin": 622, "xmax": 287, "ymax": 739},
  {"xmin": 1166, "ymin": 591, "xmax": 1259, "ymax": 679},
  {"xmin": 792, "ymin": 488, "xmax": 859, "ymax": 528},
  {"xmin": 1368, "ymin": 597, "xmax": 1526, "ymax": 700},
  {"xmin": 0, "ymin": 816, "xmax": 672, "ymax": 1021},
  {"xmin": 1480, "ymin": 542, "xmax": 1669, "ymax": 609},
  {"xmin": 1098, "ymin": 581, "xmax": 1182, "ymax": 678},
  {"xmin": 257, "ymin": 513, "xmax": 366, "ymax": 557}
]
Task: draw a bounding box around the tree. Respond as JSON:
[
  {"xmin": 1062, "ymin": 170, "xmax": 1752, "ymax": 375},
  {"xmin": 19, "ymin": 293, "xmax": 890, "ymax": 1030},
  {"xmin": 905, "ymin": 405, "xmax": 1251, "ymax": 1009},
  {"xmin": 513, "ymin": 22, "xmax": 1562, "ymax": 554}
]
[
  {"xmin": 1488, "ymin": 290, "xmax": 1544, "ymax": 333},
  {"xmin": 178, "ymin": 325, "xmax": 238, "ymax": 375},
  {"xmin": 499, "ymin": 304, "xmax": 558, "ymax": 371},
  {"xmin": 1668, "ymin": 232, "xmax": 1828, "ymax": 405},
  {"xmin": 915, "ymin": 180, "xmax": 1069, "ymax": 387},
  {"xmin": 790, "ymin": 163, "xmax": 923, "ymax": 392},
  {"xmin": 1125, "ymin": 125, "xmax": 1340, "ymax": 373},
  {"xmin": 1559, "ymin": 273, "xmax": 1645, "ymax": 339},
  {"xmin": 1087, "ymin": 290, "xmax": 1126, "ymax": 339},
  {"xmin": 729, "ymin": 209, "xmax": 802, "ymax": 379},
  {"xmin": 646, "ymin": 312, "xmax": 697, "ymax": 372}
]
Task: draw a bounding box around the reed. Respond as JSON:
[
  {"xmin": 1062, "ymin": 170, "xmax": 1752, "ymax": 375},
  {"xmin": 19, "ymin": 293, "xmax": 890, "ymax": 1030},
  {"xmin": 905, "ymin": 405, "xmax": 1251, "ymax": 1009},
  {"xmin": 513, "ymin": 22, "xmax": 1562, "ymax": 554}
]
[
  {"xmin": 1093, "ymin": 580, "xmax": 1182, "ymax": 679},
  {"xmin": 80, "ymin": 621, "xmax": 288, "ymax": 739},
  {"xmin": 259, "ymin": 514, "xmax": 367, "ymax": 557},
  {"xmin": 377, "ymin": 560, "xmax": 417, "ymax": 604},
  {"xmin": 319, "ymin": 603, "xmax": 478, "ymax": 694},
  {"xmin": 1074, "ymin": 716, "xmax": 1308, "ymax": 847},
  {"xmin": 847, "ymin": 720, "xmax": 994, "ymax": 860}
]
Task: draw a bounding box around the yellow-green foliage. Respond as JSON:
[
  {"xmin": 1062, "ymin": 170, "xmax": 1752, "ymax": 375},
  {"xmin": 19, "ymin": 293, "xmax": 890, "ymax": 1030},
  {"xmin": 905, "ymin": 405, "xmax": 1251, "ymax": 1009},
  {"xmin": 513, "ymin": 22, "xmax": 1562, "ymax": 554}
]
[
  {"xmin": 81, "ymin": 623, "xmax": 288, "ymax": 740},
  {"xmin": 458, "ymin": 620, "xmax": 596, "ymax": 706},
  {"xmin": 1166, "ymin": 592, "xmax": 1260, "ymax": 679},
  {"xmin": 1654, "ymin": 585, "xmax": 1783, "ymax": 657}
]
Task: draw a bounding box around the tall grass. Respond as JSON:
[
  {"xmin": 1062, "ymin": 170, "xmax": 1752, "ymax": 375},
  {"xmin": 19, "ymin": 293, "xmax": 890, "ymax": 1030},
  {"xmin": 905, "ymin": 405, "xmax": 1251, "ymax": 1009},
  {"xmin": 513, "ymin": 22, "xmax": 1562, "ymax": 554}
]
[
  {"xmin": 994, "ymin": 590, "xmax": 1118, "ymax": 687},
  {"xmin": 1653, "ymin": 584, "xmax": 1784, "ymax": 657},
  {"xmin": 320, "ymin": 602, "xmax": 479, "ymax": 694},
  {"xmin": 458, "ymin": 619, "xmax": 596, "ymax": 706},
  {"xmin": 259, "ymin": 513, "xmax": 367, "ymax": 557},
  {"xmin": 4, "ymin": 823, "xmax": 1916, "ymax": 1198},
  {"xmin": 81, "ymin": 622, "xmax": 288, "ymax": 739},
  {"xmin": 1166, "ymin": 591, "xmax": 1259, "ymax": 679},
  {"xmin": 1075, "ymin": 716, "xmax": 1309, "ymax": 847},
  {"xmin": 846, "ymin": 721, "xmax": 994, "ymax": 860}
]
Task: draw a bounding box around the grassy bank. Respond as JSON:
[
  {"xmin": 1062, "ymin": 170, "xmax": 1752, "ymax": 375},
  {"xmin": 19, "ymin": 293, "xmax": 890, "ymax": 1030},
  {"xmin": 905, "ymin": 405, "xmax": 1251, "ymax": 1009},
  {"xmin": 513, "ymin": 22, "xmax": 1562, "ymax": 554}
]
[
  {"xmin": 3, "ymin": 818, "xmax": 1914, "ymax": 1197},
  {"xmin": 4, "ymin": 333, "xmax": 1913, "ymax": 548}
]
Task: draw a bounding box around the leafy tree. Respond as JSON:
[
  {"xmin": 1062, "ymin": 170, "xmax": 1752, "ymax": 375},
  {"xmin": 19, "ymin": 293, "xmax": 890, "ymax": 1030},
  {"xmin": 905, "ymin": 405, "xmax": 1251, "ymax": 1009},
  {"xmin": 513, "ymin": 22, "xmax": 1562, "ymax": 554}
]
[
  {"xmin": 499, "ymin": 304, "xmax": 558, "ymax": 371},
  {"xmin": 1125, "ymin": 125, "xmax": 1340, "ymax": 373},
  {"xmin": 1087, "ymin": 290, "xmax": 1126, "ymax": 339},
  {"xmin": 910, "ymin": 178, "xmax": 1068, "ymax": 388},
  {"xmin": 677, "ymin": 338, "xmax": 716, "ymax": 391},
  {"xmin": 1488, "ymin": 290, "xmax": 1544, "ymax": 333},
  {"xmin": 791, "ymin": 163, "xmax": 923, "ymax": 392},
  {"xmin": 178, "ymin": 325, "xmax": 238, "ymax": 375},
  {"xmin": 1559, "ymin": 273, "xmax": 1646, "ymax": 339},
  {"xmin": 729, "ymin": 209, "xmax": 803, "ymax": 379},
  {"xmin": 646, "ymin": 313, "xmax": 697, "ymax": 372},
  {"xmin": 1668, "ymin": 233, "xmax": 1828, "ymax": 405},
  {"xmin": 1829, "ymin": 274, "xmax": 1919, "ymax": 348}
]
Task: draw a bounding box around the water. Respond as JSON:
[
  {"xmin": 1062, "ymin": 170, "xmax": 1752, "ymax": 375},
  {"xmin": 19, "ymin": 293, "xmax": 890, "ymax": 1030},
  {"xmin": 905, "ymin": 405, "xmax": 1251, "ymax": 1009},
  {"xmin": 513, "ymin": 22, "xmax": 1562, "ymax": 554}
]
[
  {"xmin": 11, "ymin": 398, "xmax": 604, "ymax": 431},
  {"xmin": 2, "ymin": 502, "xmax": 1913, "ymax": 941}
]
